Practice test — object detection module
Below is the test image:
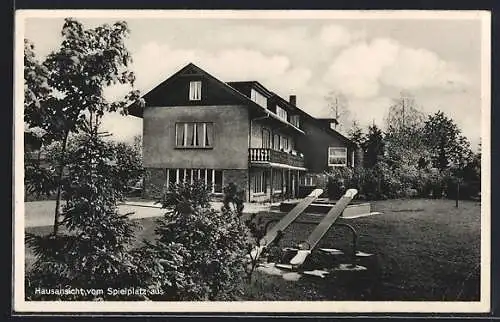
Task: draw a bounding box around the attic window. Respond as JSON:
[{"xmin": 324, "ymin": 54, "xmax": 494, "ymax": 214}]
[
  {"xmin": 276, "ymin": 105, "xmax": 288, "ymax": 121},
  {"xmin": 189, "ymin": 81, "xmax": 202, "ymax": 101},
  {"xmin": 250, "ymin": 88, "xmax": 267, "ymax": 108}
]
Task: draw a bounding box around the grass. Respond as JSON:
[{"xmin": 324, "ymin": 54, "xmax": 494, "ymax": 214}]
[{"xmin": 24, "ymin": 198, "xmax": 481, "ymax": 301}]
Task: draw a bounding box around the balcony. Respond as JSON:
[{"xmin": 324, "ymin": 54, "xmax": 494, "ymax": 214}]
[{"xmin": 249, "ymin": 148, "xmax": 305, "ymax": 169}]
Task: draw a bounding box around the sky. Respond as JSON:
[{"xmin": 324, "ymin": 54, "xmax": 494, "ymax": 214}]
[{"xmin": 21, "ymin": 11, "xmax": 487, "ymax": 150}]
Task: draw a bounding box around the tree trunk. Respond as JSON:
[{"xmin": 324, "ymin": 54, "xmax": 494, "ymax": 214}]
[{"xmin": 52, "ymin": 131, "xmax": 69, "ymax": 236}]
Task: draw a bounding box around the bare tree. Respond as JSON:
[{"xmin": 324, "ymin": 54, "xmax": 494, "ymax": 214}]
[
  {"xmin": 326, "ymin": 91, "xmax": 351, "ymax": 133},
  {"xmin": 385, "ymin": 91, "xmax": 425, "ymax": 134},
  {"xmin": 384, "ymin": 91, "xmax": 428, "ymax": 167}
]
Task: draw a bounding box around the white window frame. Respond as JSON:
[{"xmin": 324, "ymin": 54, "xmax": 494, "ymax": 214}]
[
  {"xmin": 302, "ymin": 176, "xmax": 315, "ymax": 187},
  {"xmin": 192, "ymin": 123, "xmax": 198, "ymax": 147},
  {"xmin": 276, "ymin": 105, "xmax": 288, "ymax": 121},
  {"xmin": 273, "ymin": 170, "xmax": 283, "ymax": 193},
  {"xmin": 253, "ymin": 171, "xmax": 265, "ymax": 194},
  {"xmin": 328, "ymin": 147, "xmax": 348, "ymax": 167},
  {"xmin": 189, "ymin": 81, "xmax": 202, "ymax": 101},
  {"xmin": 280, "ymin": 136, "xmax": 289, "ymax": 151},
  {"xmin": 213, "ymin": 169, "xmax": 223, "ymax": 193},
  {"xmin": 290, "ymin": 115, "xmax": 300, "ymax": 128},
  {"xmin": 175, "ymin": 122, "xmax": 213, "ymax": 148},
  {"xmin": 273, "ymin": 134, "xmax": 280, "ymax": 151},
  {"xmin": 250, "ymin": 88, "xmax": 268, "ymax": 108},
  {"xmin": 262, "ymin": 128, "xmax": 271, "ymax": 149},
  {"xmin": 166, "ymin": 168, "xmax": 222, "ymax": 193}
]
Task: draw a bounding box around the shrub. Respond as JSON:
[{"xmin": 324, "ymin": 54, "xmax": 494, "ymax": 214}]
[
  {"xmin": 326, "ymin": 165, "xmax": 389, "ymax": 200},
  {"xmin": 326, "ymin": 157, "xmax": 478, "ymax": 200},
  {"xmin": 25, "ymin": 132, "xmax": 143, "ymax": 301},
  {"xmin": 222, "ymin": 182, "xmax": 271, "ymax": 282},
  {"xmin": 109, "ymin": 141, "xmax": 144, "ymax": 199},
  {"xmin": 25, "ymin": 135, "xmax": 144, "ymax": 201},
  {"xmin": 136, "ymin": 180, "xmax": 250, "ymax": 300},
  {"xmin": 24, "ymin": 156, "xmax": 57, "ymax": 201},
  {"xmin": 326, "ymin": 168, "xmax": 352, "ymax": 199},
  {"xmin": 326, "ymin": 162, "xmax": 438, "ymax": 200}
]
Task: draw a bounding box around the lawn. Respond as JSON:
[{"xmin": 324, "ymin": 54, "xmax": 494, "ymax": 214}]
[{"xmin": 24, "ymin": 198, "xmax": 481, "ymax": 301}]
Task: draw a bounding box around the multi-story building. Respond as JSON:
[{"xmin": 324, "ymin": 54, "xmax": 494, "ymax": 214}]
[{"xmin": 128, "ymin": 63, "xmax": 358, "ymax": 202}]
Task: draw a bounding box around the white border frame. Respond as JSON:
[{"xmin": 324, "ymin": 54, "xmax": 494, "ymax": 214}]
[{"xmin": 14, "ymin": 9, "xmax": 491, "ymax": 314}]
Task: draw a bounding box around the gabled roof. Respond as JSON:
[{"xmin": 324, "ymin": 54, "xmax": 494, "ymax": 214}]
[
  {"xmin": 129, "ymin": 63, "xmax": 304, "ymax": 134},
  {"xmin": 317, "ymin": 117, "xmax": 339, "ymax": 124},
  {"xmin": 269, "ymin": 92, "xmax": 355, "ymax": 147},
  {"xmin": 227, "ymin": 81, "xmax": 274, "ymax": 98},
  {"xmin": 129, "ymin": 62, "xmax": 357, "ymax": 146},
  {"xmin": 128, "ymin": 63, "xmax": 269, "ymax": 118},
  {"xmin": 128, "ymin": 62, "xmax": 247, "ymax": 117}
]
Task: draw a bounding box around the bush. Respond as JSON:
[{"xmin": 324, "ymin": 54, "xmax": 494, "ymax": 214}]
[
  {"xmin": 326, "ymin": 168, "xmax": 352, "ymax": 199},
  {"xmin": 326, "ymin": 165, "xmax": 389, "ymax": 200},
  {"xmin": 325, "ymin": 143, "xmax": 480, "ymax": 201},
  {"xmin": 110, "ymin": 141, "xmax": 144, "ymax": 199},
  {"xmin": 325, "ymin": 162, "xmax": 457, "ymax": 200},
  {"xmin": 135, "ymin": 180, "xmax": 250, "ymax": 300},
  {"xmin": 25, "ymin": 135, "xmax": 144, "ymax": 201},
  {"xmin": 25, "ymin": 132, "xmax": 144, "ymax": 301}
]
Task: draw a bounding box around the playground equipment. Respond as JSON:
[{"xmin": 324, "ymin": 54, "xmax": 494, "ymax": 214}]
[
  {"xmin": 255, "ymin": 188, "xmax": 380, "ymax": 278},
  {"xmin": 249, "ymin": 188, "xmax": 323, "ymax": 261},
  {"xmin": 289, "ymin": 188, "xmax": 359, "ymax": 267}
]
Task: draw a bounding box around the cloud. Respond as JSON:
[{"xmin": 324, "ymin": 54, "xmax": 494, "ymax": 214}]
[
  {"xmin": 103, "ymin": 41, "xmax": 314, "ymax": 101},
  {"xmin": 212, "ymin": 25, "xmax": 310, "ymax": 54},
  {"xmin": 323, "ymin": 38, "xmax": 400, "ymax": 98},
  {"xmin": 349, "ymin": 96, "xmax": 393, "ymax": 128},
  {"xmin": 319, "ymin": 24, "xmax": 364, "ymax": 48},
  {"xmin": 100, "ymin": 42, "xmax": 316, "ymax": 142},
  {"xmin": 322, "ymin": 37, "xmax": 469, "ymax": 99},
  {"xmin": 381, "ymin": 47, "xmax": 469, "ymax": 90},
  {"xmin": 175, "ymin": 23, "xmax": 361, "ymax": 66},
  {"xmin": 23, "ymin": 18, "xmax": 481, "ymax": 148}
]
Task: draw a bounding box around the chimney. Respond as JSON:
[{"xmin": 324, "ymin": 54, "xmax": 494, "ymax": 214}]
[{"xmin": 289, "ymin": 95, "xmax": 296, "ymax": 106}]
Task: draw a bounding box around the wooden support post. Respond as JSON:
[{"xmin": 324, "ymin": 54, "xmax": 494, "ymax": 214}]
[
  {"xmin": 248, "ymin": 169, "xmax": 251, "ymax": 202},
  {"xmin": 280, "ymin": 170, "xmax": 290, "ymax": 200},
  {"xmin": 296, "ymin": 170, "xmax": 300, "ymax": 199},
  {"xmin": 286, "ymin": 170, "xmax": 289, "ymax": 200},
  {"xmin": 166, "ymin": 168, "xmax": 169, "ymax": 191},
  {"xmin": 270, "ymin": 167, "xmax": 273, "ymax": 204}
]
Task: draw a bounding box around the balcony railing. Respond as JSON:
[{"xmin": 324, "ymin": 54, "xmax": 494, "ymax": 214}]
[{"xmin": 249, "ymin": 148, "xmax": 305, "ymax": 168}]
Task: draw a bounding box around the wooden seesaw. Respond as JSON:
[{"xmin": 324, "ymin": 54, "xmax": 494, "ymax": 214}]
[
  {"xmin": 249, "ymin": 188, "xmax": 324, "ymax": 261},
  {"xmin": 256, "ymin": 188, "xmax": 380, "ymax": 279}
]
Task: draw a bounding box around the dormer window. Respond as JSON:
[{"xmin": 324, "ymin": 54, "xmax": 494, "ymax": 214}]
[
  {"xmin": 189, "ymin": 81, "xmax": 202, "ymax": 101},
  {"xmin": 250, "ymin": 88, "xmax": 267, "ymax": 108},
  {"xmin": 290, "ymin": 115, "xmax": 300, "ymax": 128},
  {"xmin": 329, "ymin": 120, "xmax": 339, "ymax": 130},
  {"xmin": 276, "ymin": 105, "xmax": 288, "ymax": 121}
]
